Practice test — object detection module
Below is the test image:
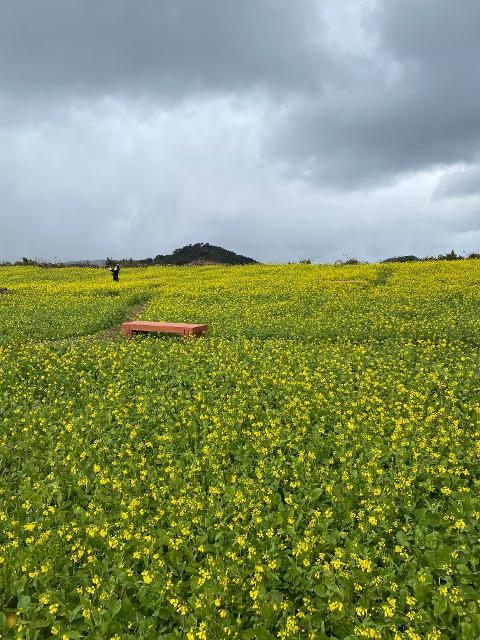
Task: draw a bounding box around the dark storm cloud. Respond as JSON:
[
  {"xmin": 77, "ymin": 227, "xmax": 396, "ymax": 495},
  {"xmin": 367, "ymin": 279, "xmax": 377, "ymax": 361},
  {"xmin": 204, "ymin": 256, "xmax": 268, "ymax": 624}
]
[
  {"xmin": 3, "ymin": 0, "xmax": 478, "ymax": 188},
  {"xmin": 271, "ymin": 0, "xmax": 480, "ymax": 188},
  {"xmin": 0, "ymin": 0, "xmax": 326, "ymax": 100},
  {"xmin": 1, "ymin": 0, "xmax": 479, "ymax": 263}
]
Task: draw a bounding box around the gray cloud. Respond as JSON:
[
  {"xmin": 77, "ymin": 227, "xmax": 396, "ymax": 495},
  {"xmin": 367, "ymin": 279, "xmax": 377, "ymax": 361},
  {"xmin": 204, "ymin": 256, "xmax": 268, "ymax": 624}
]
[
  {"xmin": 271, "ymin": 0, "xmax": 480, "ymax": 188},
  {"xmin": 434, "ymin": 163, "xmax": 480, "ymax": 199},
  {"xmin": 0, "ymin": 0, "xmax": 326, "ymax": 101},
  {"xmin": 0, "ymin": 0, "xmax": 479, "ymax": 262}
]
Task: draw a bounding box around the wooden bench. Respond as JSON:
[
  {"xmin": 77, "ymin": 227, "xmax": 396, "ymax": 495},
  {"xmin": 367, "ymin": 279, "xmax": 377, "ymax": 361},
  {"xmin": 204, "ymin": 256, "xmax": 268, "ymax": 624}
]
[{"xmin": 121, "ymin": 320, "xmax": 208, "ymax": 340}]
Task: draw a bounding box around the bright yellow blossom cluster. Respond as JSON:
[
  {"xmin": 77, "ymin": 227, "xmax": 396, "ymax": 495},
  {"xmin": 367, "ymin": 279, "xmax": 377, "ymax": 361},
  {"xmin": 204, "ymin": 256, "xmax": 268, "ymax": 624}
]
[{"xmin": 1, "ymin": 261, "xmax": 480, "ymax": 638}]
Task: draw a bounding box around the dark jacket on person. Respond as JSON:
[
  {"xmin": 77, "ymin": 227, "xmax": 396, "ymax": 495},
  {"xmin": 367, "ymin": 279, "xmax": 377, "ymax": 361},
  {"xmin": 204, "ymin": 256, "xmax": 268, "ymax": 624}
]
[{"xmin": 110, "ymin": 265, "xmax": 120, "ymax": 281}]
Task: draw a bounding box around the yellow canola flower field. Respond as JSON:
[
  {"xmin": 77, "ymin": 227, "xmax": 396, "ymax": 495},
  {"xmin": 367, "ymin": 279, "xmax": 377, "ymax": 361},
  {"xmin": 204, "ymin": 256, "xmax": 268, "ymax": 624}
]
[{"xmin": 1, "ymin": 262, "xmax": 480, "ymax": 640}]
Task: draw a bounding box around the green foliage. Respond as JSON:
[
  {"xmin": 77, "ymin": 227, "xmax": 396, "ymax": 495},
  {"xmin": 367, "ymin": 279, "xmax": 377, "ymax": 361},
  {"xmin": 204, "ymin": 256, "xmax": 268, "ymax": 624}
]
[
  {"xmin": 436, "ymin": 250, "xmax": 463, "ymax": 261},
  {"xmin": 152, "ymin": 243, "xmax": 258, "ymax": 266},
  {"xmin": 381, "ymin": 255, "xmax": 419, "ymax": 263},
  {"xmin": 1, "ymin": 262, "xmax": 480, "ymax": 638},
  {"xmin": 335, "ymin": 257, "xmax": 364, "ymax": 265}
]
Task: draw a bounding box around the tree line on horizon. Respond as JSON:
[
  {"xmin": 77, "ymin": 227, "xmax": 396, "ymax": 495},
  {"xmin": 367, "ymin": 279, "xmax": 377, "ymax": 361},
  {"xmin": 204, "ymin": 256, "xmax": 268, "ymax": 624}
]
[
  {"xmin": 297, "ymin": 249, "xmax": 480, "ymax": 265},
  {"xmin": 1, "ymin": 245, "xmax": 480, "ymax": 268}
]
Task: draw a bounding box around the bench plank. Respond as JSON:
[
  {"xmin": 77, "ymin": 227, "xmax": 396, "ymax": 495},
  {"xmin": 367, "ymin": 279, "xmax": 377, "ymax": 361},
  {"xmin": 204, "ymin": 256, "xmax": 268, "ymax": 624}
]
[{"xmin": 122, "ymin": 320, "xmax": 208, "ymax": 340}]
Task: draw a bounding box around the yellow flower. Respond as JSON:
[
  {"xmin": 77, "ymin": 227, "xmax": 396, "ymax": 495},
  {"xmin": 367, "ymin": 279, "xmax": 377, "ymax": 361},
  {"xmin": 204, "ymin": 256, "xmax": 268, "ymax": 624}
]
[{"xmin": 141, "ymin": 570, "xmax": 154, "ymax": 584}]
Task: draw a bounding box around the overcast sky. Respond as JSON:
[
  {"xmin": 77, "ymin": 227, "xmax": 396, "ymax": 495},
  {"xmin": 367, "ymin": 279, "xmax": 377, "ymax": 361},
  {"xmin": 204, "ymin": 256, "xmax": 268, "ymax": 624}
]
[{"xmin": 1, "ymin": 0, "xmax": 479, "ymax": 263}]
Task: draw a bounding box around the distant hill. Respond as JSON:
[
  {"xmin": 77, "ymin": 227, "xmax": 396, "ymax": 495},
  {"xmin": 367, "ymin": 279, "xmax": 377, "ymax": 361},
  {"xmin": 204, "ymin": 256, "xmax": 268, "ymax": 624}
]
[
  {"xmin": 146, "ymin": 243, "xmax": 258, "ymax": 266},
  {"xmin": 381, "ymin": 255, "xmax": 419, "ymax": 263}
]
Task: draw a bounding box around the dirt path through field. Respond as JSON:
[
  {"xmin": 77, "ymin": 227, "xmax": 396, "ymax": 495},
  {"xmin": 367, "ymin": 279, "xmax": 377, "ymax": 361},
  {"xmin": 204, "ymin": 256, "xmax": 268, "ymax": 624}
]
[
  {"xmin": 62, "ymin": 299, "xmax": 151, "ymax": 345},
  {"xmin": 103, "ymin": 300, "xmax": 149, "ymax": 341}
]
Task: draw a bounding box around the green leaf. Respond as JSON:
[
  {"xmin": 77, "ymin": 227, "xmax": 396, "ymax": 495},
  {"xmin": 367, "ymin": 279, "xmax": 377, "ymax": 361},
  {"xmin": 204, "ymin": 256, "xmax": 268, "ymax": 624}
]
[
  {"xmin": 310, "ymin": 612, "xmax": 325, "ymax": 627},
  {"xmin": 253, "ymin": 625, "xmax": 276, "ymax": 640},
  {"xmin": 260, "ymin": 603, "xmax": 276, "ymax": 626},
  {"xmin": 17, "ymin": 595, "xmax": 31, "ymax": 610},
  {"xmin": 272, "ymin": 513, "xmax": 283, "ymax": 526},
  {"xmin": 396, "ymin": 531, "xmax": 409, "ymax": 546},
  {"xmin": 457, "ymin": 564, "xmax": 470, "ymax": 574},
  {"xmin": 461, "ymin": 622, "xmax": 476, "ymax": 640},
  {"xmin": 269, "ymin": 590, "xmax": 283, "ymax": 604},
  {"xmin": 15, "ymin": 575, "xmax": 27, "ymax": 596},
  {"xmin": 433, "ymin": 596, "xmax": 447, "ymax": 618},
  {"xmin": 66, "ymin": 606, "xmax": 83, "ymax": 623},
  {"xmin": 112, "ymin": 599, "xmax": 122, "ymax": 616},
  {"xmin": 92, "ymin": 609, "xmax": 103, "ymax": 626},
  {"xmin": 425, "ymin": 532, "xmax": 439, "ymax": 549},
  {"xmin": 435, "ymin": 544, "xmax": 451, "ymax": 567}
]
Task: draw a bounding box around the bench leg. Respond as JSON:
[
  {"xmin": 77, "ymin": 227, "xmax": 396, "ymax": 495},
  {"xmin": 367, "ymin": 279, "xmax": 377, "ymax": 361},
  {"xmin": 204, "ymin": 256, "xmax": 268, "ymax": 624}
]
[
  {"xmin": 184, "ymin": 331, "xmax": 205, "ymax": 339},
  {"xmin": 184, "ymin": 330, "xmax": 200, "ymax": 340},
  {"xmin": 124, "ymin": 328, "xmax": 133, "ymax": 339}
]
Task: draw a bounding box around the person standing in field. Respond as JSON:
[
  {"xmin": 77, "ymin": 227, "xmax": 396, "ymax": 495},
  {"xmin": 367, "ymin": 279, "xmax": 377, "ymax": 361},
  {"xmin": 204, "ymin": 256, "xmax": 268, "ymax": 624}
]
[{"xmin": 110, "ymin": 264, "xmax": 120, "ymax": 282}]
